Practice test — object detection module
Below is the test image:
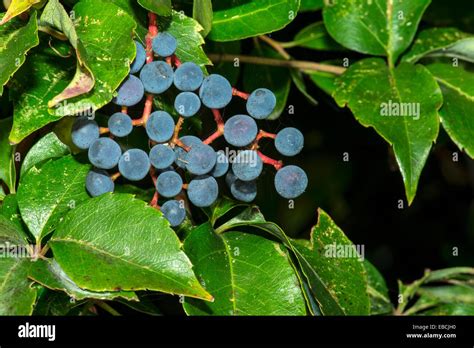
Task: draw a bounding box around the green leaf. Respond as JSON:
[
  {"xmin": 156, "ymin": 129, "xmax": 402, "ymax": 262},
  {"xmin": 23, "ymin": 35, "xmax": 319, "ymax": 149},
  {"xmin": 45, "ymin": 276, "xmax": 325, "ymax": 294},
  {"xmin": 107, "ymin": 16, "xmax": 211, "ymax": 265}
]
[
  {"xmin": 50, "ymin": 0, "xmax": 136, "ymax": 117},
  {"xmin": 334, "ymin": 58, "xmax": 443, "ymax": 204},
  {"xmin": 216, "ymin": 207, "xmax": 370, "ymax": 315},
  {"xmin": 50, "ymin": 193, "xmax": 212, "ymax": 301},
  {"xmin": 137, "ymin": 0, "xmax": 171, "ymax": 16},
  {"xmin": 0, "ymin": 213, "xmax": 29, "ymax": 245},
  {"xmin": 0, "ymin": 194, "xmax": 24, "ymax": 233},
  {"xmin": 17, "ymin": 155, "xmax": 90, "ymax": 242},
  {"xmin": 426, "ymin": 267, "xmax": 474, "ymax": 283},
  {"xmin": 161, "ymin": 11, "xmax": 211, "ymax": 68},
  {"xmin": 402, "ymin": 28, "xmax": 474, "ymax": 64},
  {"xmin": 183, "ymin": 223, "xmax": 306, "ymax": 315},
  {"xmin": 20, "ymin": 132, "xmax": 69, "ymax": 176},
  {"xmin": 0, "ymin": 186, "xmax": 5, "ymax": 201},
  {"xmin": 323, "ymin": 0, "xmax": 431, "ymax": 65},
  {"xmin": 209, "ymin": 0, "xmax": 300, "ymax": 41},
  {"xmin": 9, "ymin": 43, "xmax": 75, "ymax": 144},
  {"xmin": 418, "ymin": 285, "xmax": 474, "ymax": 304},
  {"xmin": 283, "ymin": 22, "xmax": 344, "ymax": 51},
  {"xmin": 426, "ymin": 63, "xmax": 474, "ymax": 158},
  {"xmin": 193, "ymin": 0, "xmax": 212, "ymax": 37},
  {"xmin": 364, "ymin": 260, "xmax": 392, "ymax": 315},
  {"xmin": 300, "ymin": 0, "xmax": 323, "ymax": 11},
  {"xmin": 243, "ymin": 46, "xmax": 291, "ymax": 120},
  {"xmin": 291, "ymin": 210, "xmax": 370, "ymax": 315},
  {"xmin": 291, "ymin": 69, "xmax": 318, "ymax": 106},
  {"xmin": 0, "ymin": 117, "xmax": 16, "ymax": 193},
  {"xmin": 0, "ymin": 257, "xmax": 38, "ymax": 315},
  {"xmin": 33, "ymin": 290, "xmax": 88, "ymax": 316},
  {"xmin": 419, "ymin": 303, "xmax": 474, "ymax": 316},
  {"xmin": 29, "ymin": 259, "xmax": 138, "ymax": 301},
  {"xmin": 39, "ymin": 0, "xmax": 95, "ymax": 107},
  {"xmin": 0, "ymin": 11, "xmax": 39, "ymax": 95},
  {"xmin": 204, "ymin": 197, "xmax": 248, "ymax": 227},
  {"xmin": 0, "ymin": 0, "xmax": 41, "ymax": 24},
  {"xmin": 114, "ymin": 184, "xmax": 155, "ymax": 202}
]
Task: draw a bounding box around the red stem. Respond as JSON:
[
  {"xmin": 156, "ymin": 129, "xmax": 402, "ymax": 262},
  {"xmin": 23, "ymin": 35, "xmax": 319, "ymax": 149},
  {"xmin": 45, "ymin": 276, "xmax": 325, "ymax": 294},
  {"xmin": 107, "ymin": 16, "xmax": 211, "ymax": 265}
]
[
  {"xmin": 121, "ymin": 106, "xmax": 128, "ymax": 114},
  {"xmin": 203, "ymin": 109, "xmax": 225, "ymax": 145},
  {"xmin": 258, "ymin": 151, "xmax": 283, "ymax": 170},
  {"xmin": 172, "ymin": 55, "xmax": 182, "ymax": 67},
  {"xmin": 232, "ymin": 88, "xmax": 250, "ymax": 100}
]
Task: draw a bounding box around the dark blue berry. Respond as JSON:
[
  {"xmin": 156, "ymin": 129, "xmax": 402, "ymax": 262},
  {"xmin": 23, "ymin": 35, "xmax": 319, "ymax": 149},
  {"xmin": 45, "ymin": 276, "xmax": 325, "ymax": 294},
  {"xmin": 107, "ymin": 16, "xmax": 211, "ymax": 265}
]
[
  {"xmin": 140, "ymin": 61, "xmax": 174, "ymax": 94},
  {"xmin": 174, "ymin": 135, "xmax": 202, "ymax": 169},
  {"xmin": 232, "ymin": 150, "xmax": 263, "ymax": 181},
  {"xmin": 161, "ymin": 199, "xmax": 186, "ymax": 227},
  {"xmin": 130, "ymin": 40, "xmax": 146, "ymax": 74},
  {"xmin": 71, "ymin": 116, "xmax": 99, "ymax": 150},
  {"xmin": 275, "ymin": 127, "xmax": 304, "ymax": 156},
  {"xmin": 113, "ymin": 75, "xmax": 144, "ymax": 107},
  {"xmin": 118, "ymin": 149, "xmax": 150, "ymax": 181},
  {"xmin": 152, "ymin": 32, "xmax": 177, "ymax": 57},
  {"xmin": 174, "ymin": 62, "xmax": 204, "ymax": 91},
  {"xmin": 187, "ymin": 175, "xmax": 219, "ymax": 207},
  {"xmin": 230, "ymin": 179, "xmax": 257, "ymax": 202},
  {"xmin": 146, "ymin": 111, "xmax": 175, "ymax": 143},
  {"xmin": 274, "ymin": 165, "xmax": 308, "ymax": 199},
  {"xmin": 185, "ymin": 143, "xmax": 217, "ymax": 175},
  {"xmin": 212, "ymin": 151, "xmax": 229, "ymax": 178},
  {"xmin": 246, "ymin": 88, "xmax": 276, "ymax": 119},
  {"xmin": 224, "ymin": 115, "xmax": 258, "ymax": 147},
  {"xmin": 108, "ymin": 112, "xmax": 133, "ymax": 137},
  {"xmin": 86, "ymin": 168, "xmax": 114, "ymax": 197},
  {"xmin": 156, "ymin": 170, "xmax": 183, "ymax": 198},
  {"xmin": 88, "ymin": 138, "xmax": 122, "ymax": 170},
  {"xmin": 199, "ymin": 74, "xmax": 233, "ymax": 109},
  {"xmin": 149, "ymin": 144, "xmax": 176, "ymax": 170},
  {"xmin": 174, "ymin": 92, "xmax": 201, "ymax": 118}
]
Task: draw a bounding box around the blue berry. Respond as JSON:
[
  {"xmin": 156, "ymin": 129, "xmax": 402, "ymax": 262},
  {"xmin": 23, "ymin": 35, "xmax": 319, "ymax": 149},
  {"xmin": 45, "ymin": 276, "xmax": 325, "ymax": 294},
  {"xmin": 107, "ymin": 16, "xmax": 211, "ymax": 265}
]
[
  {"xmin": 174, "ymin": 62, "xmax": 204, "ymax": 91},
  {"xmin": 275, "ymin": 127, "xmax": 304, "ymax": 157},
  {"xmin": 113, "ymin": 75, "xmax": 144, "ymax": 107},
  {"xmin": 185, "ymin": 143, "xmax": 217, "ymax": 175},
  {"xmin": 274, "ymin": 165, "xmax": 308, "ymax": 199},
  {"xmin": 225, "ymin": 170, "xmax": 237, "ymax": 187},
  {"xmin": 108, "ymin": 112, "xmax": 133, "ymax": 137},
  {"xmin": 174, "ymin": 135, "xmax": 202, "ymax": 169},
  {"xmin": 149, "ymin": 144, "xmax": 176, "ymax": 170},
  {"xmin": 71, "ymin": 116, "xmax": 99, "ymax": 150},
  {"xmin": 146, "ymin": 111, "xmax": 175, "ymax": 143},
  {"xmin": 118, "ymin": 149, "xmax": 151, "ymax": 181},
  {"xmin": 224, "ymin": 115, "xmax": 258, "ymax": 147},
  {"xmin": 152, "ymin": 32, "xmax": 177, "ymax": 57},
  {"xmin": 174, "ymin": 92, "xmax": 201, "ymax": 118},
  {"xmin": 86, "ymin": 168, "xmax": 114, "ymax": 197},
  {"xmin": 246, "ymin": 88, "xmax": 276, "ymax": 119},
  {"xmin": 187, "ymin": 175, "xmax": 219, "ymax": 207},
  {"xmin": 140, "ymin": 61, "xmax": 174, "ymax": 94},
  {"xmin": 130, "ymin": 40, "xmax": 146, "ymax": 74},
  {"xmin": 212, "ymin": 151, "xmax": 229, "ymax": 178},
  {"xmin": 232, "ymin": 150, "xmax": 263, "ymax": 181},
  {"xmin": 199, "ymin": 74, "xmax": 233, "ymax": 109},
  {"xmin": 156, "ymin": 170, "xmax": 183, "ymax": 198},
  {"xmin": 230, "ymin": 179, "xmax": 257, "ymax": 202},
  {"xmin": 88, "ymin": 138, "xmax": 122, "ymax": 170},
  {"xmin": 161, "ymin": 199, "xmax": 186, "ymax": 227}
]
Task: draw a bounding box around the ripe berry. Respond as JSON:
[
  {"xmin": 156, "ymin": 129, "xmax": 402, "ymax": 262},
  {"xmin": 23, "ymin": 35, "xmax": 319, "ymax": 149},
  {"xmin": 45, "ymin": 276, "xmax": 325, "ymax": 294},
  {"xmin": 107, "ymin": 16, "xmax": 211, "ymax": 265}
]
[
  {"xmin": 88, "ymin": 138, "xmax": 122, "ymax": 170},
  {"xmin": 71, "ymin": 116, "xmax": 99, "ymax": 150},
  {"xmin": 118, "ymin": 149, "xmax": 151, "ymax": 181}
]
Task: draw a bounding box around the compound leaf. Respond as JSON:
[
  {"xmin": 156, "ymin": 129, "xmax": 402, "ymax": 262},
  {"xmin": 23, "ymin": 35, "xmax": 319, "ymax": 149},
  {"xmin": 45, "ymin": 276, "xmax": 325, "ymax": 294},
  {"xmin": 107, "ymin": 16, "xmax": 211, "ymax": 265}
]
[
  {"xmin": 334, "ymin": 58, "xmax": 443, "ymax": 204},
  {"xmin": 137, "ymin": 0, "xmax": 172, "ymax": 16},
  {"xmin": 193, "ymin": 0, "xmax": 212, "ymax": 37}
]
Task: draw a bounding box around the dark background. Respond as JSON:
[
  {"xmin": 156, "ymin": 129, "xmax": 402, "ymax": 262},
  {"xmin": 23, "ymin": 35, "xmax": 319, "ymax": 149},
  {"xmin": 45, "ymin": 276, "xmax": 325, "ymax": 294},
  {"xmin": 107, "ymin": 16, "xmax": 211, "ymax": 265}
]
[{"xmin": 202, "ymin": 3, "xmax": 474, "ymax": 300}]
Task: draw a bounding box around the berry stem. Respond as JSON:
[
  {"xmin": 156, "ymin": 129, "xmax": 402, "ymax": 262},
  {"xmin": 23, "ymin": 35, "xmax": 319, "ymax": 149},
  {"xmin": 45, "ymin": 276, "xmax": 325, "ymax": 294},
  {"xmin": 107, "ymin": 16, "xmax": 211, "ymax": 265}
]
[
  {"xmin": 203, "ymin": 109, "xmax": 224, "ymax": 145},
  {"xmin": 149, "ymin": 167, "xmax": 160, "ymax": 209},
  {"xmin": 121, "ymin": 106, "xmax": 128, "ymax": 114},
  {"xmin": 171, "ymin": 117, "xmax": 190, "ymax": 151},
  {"xmin": 232, "ymin": 88, "xmax": 250, "ymax": 100},
  {"xmin": 258, "ymin": 151, "xmax": 283, "ymax": 170},
  {"xmin": 146, "ymin": 13, "xmax": 158, "ymax": 64},
  {"xmin": 172, "ymin": 55, "xmax": 182, "ymax": 67},
  {"xmin": 99, "ymin": 127, "xmax": 109, "ymax": 135},
  {"xmin": 182, "ymin": 183, "xmax": 188, "ymax": 190},
  {"xmin": 207, "ymin": 53, "xmax": 346, "ymax": 75},
  {"xmin": 257, "ymin": 129, "xmax": 277, "ymax": 141},
  {"xmin": 110, "ymin": 172, "xmax": 121, "ymax": 181}
]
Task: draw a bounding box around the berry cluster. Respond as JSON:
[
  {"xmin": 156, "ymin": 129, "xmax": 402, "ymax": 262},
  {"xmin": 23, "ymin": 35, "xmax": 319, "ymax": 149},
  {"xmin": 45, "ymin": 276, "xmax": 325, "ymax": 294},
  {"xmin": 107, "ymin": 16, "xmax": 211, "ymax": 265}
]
[{"xmin": 71, "ymin": 29, "xmax": 308, "ymax": 227}]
